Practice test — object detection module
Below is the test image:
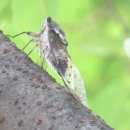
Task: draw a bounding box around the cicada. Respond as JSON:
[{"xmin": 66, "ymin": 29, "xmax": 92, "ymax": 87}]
[{"xmin": 8, "ymin": 17, "xmax": 87, "ymax": 106}]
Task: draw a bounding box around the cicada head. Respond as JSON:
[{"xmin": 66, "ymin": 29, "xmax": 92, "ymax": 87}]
[{"xmin": 41, "ymin": 16, "xmax": 68, "ymax": 46}]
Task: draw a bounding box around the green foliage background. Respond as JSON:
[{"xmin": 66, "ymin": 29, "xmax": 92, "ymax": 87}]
[{"xmin": 0, "ymin": 0, "xmax": 129, "ymax": 129}]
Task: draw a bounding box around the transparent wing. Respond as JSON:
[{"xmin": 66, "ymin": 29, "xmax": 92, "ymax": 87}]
[{"xmin": 62, "ymin": 57, "xmax": 87, "ymax": 106}]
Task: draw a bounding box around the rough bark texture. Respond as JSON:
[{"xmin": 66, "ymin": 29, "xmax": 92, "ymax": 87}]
[{"xmin": 0, "ymin": 30, "xmax": 114, "ymax": 130}]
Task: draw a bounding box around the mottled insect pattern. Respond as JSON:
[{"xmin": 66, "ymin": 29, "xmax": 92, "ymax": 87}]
[{"xmin": 8, "ymin": 16, "xmax": 87, "ymax": 106}]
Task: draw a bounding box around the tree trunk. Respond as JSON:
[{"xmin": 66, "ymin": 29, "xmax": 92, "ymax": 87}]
[{"xmin": 0, "ymin": 30, "xmax": 114, "ymax": 130}]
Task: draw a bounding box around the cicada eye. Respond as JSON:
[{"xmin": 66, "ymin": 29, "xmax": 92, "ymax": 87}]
[{"xmin": 47, "ymin": 17, "xmax": 51, "ymax": 23}]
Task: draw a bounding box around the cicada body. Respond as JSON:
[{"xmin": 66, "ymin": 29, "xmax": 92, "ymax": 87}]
[{"xmin": 27, "ymin": 17, "xmax": 87, "ymax": 106}]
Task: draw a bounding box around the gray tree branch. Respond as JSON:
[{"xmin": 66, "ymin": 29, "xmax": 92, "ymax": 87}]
[{"xmin": 0, "ymin": 30, "xmax": 114, "ymax": 130}]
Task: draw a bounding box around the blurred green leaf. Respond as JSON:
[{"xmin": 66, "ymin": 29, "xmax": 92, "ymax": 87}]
[{"xmin": 0, "ymin": 0, "xmax": 129, "ymax": 130}]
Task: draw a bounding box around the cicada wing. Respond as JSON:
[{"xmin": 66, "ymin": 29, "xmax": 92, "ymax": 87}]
[{"xmin": 62, "ymin": 57, "xmax": 87, "ymax": 106}]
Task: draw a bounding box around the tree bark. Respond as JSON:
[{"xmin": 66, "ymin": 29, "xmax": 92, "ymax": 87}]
[{"xmin": 0, "ymin": 30, "xmax": 114, "ymax": 130}]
